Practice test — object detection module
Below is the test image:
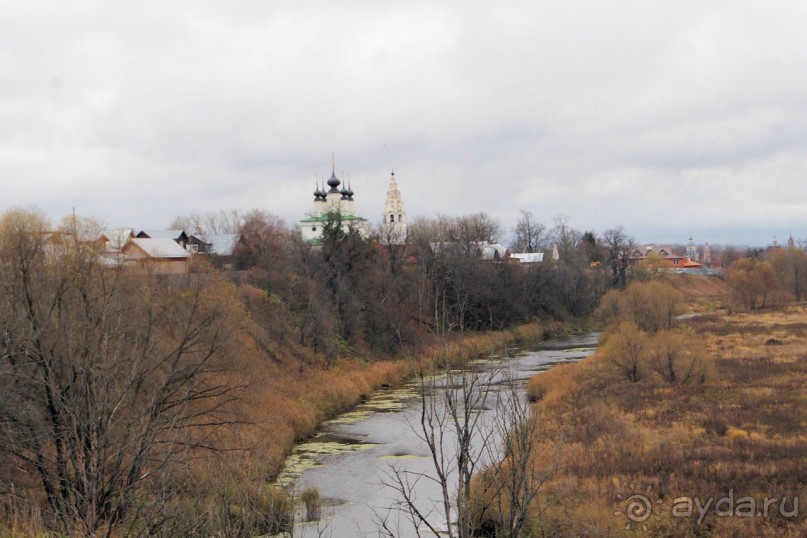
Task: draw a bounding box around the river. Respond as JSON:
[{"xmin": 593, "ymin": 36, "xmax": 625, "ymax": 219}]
[{"xmin": 275, "ymin": 333, "xmax": 599, "ymax": 537}]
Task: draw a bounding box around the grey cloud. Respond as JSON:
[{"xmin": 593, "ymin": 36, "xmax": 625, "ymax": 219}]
[{"xmin": 1, "ymin": 1, "xmax": 806, "ymax": 245}]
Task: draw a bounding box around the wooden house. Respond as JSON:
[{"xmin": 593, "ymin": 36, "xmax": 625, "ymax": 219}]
[{"xmin": 121, "ymin": 238, "xmax": 190, "ymax": 275}]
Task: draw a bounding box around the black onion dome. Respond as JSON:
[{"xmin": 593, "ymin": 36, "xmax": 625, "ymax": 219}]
[
  {"xmin": 327, "ymin": 170, "xmax": 341, "ymax": 192},
  {"xmin": 347, "ymin": 182, "xmax": 354, "ymax": 199}
]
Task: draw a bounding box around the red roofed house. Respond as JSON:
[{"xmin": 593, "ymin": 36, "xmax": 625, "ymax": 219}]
[{"xmin": 629, "ymin": 246, "xmax": 703, "ymax": 270}]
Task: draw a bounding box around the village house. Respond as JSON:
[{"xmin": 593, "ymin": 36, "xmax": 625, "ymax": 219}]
[
  {"xmin": 629, "ymin": 245, "xmax": 703, "ymax": 270},
  {"xmin": 99, "ymin": 228, "xmax": 135, "ymax": 252},
  {"xmin": 120, "ymin": 238, "xmax": 191, "ymax": 275},
  {"xmin": 94, "ymin": 229, "xmax": 191, "ymax": 275}
]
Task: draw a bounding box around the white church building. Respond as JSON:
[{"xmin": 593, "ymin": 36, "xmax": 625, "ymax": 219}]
[
  {"xmin": 300, "ymin": 164, "xmax": 407, "ymax": 245},
  {"xmin": 299, "ymin": 167, "xmax": 369, "ymax": 243}
]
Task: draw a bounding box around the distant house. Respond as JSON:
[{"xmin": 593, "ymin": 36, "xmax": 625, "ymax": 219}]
[
  {"xmin": 99, "ymin": 228, "xmax": 135, "ymax": 252},
  {"xmin": 629, "ymin": 246, "xmax": 703, "ymax": 270},
  {"xmin": 186, "ymin": 234, "xmax": 208, "ymax": 254},
  {"xmin": 184, "ymin": 233, "xmax": 240, "ymax": 256},
  {"xmin": 478, "ymin": 242, "xmax": 510, "ymax": 261},
  {"xmin": 121, "ymin": 238, "xmax": 190, "ymax": 275},
  {"xmin": 136, "ymin": 230, "xmax": 190, "ymax": 251},
  {"xmin": 510, "ymin": 252, "xmax": 544, "ymax": 264},
  {"xmin": 95, "ymin": 229, "xmax": 136, "ymax": 267}
]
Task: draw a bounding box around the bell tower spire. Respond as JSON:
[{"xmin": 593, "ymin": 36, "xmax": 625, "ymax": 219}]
[{"xmin": 381, "ymin": 169, "xmax": 406, "ymax": 245}]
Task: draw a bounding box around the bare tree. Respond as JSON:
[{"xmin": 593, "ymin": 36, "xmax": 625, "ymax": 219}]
[
  {"xmin": 407, "ymin": 215, "xmax": 457, "ymax": 245},
  {"xmin": 0, "ymin": 209, "xmax": 243, "ymax": 535},
  {"xmin": 483, "ymin": 365, "xmax": 557, "ymax": 537},
  {"xmin": 511, "ymin": 209, "xmax": 546, "ymax": 253},
  {"xmin": 600, "ymin": 321, "xmax": 649, "ymax": 382},
  {"xmin": 549, "ymin": 214, "xmax": 582, "ymax": 261},
  {"xmin": 381, "ymin": 354, "xmax": 497, "ymax": 538},
  {"xmin": 725, "ymin": 257, "xmax": 780, "ymax": 312},
  {"xmin": 170, "ymin": 209, "xmax": 242, "ymax": 237},
  {"xmin": 381, "ymin": 343, "xmax": 552, "ymax": 537},
  {"xmin": 453, "ymin": 212, "xmax": 501, "ymax": 245},
  {"xmin": 376, "ymin": 221, "xmax": 408, "ymax": 276},
  {"xmin": 233, "ymin": 209, "xmax": 289, "ymax": 270},
  {"xmin": 649, "ymin": 330, "xmax": 710, "ymax": 385},
  {"xmin": 601, "ymin": 226, "xmax": 636, "ymax": 290}
]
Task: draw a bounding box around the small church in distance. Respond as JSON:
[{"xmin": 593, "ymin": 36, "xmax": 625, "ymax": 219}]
[{"xmin": 299, "ymin": 162, "xmax": 406, "ymax": 245}]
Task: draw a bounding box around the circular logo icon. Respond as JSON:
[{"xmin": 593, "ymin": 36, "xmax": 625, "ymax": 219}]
[{"xmin": 625, "ymin": 494, "xmax": 653, "ymax": 522}]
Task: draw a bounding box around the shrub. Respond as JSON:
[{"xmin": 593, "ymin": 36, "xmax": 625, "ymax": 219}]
[
  {"xmin": 595, "ymin": 279, "xmax": 684, "ymax": 333},
  {"xmin": 257, "ymin": 487, "xmax": 294, "ymax": 535},
  {"xmin": 649, "ymin": 329, "xmax": 712, "ymax": 385},
  {"xmin": 300, "ymin": 487, "xmax": 321, "ymax": 522},
  {"xmin": 600, "ymin": 321, "xmax": 649, "ymax": 382}
]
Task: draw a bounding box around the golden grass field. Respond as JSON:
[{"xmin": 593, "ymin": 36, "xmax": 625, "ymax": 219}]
[{"xmin": 526, "ymin": 301, "xmax": 807, "ymax": 537}]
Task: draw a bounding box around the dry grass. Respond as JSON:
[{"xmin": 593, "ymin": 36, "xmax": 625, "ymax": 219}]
[
  {"xmin": 525, "ymin": 305, "xmax": 807, "ymax": 537},
  {"xmin": 665, "ymin": 273, "xmax": 732, "ymax": 312}
]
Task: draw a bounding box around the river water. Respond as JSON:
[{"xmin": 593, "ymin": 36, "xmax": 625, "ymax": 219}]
[{"xmin": 275, "ymin": 333, "xmax": 599, "ymax": 537}]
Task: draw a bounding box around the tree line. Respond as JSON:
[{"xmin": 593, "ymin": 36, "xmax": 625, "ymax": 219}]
[
  {"xmin": 725, "ymin": 247, "xmax": 807, "ymax": 312},
  {"xmin": 227, "ymin": 209, "xmax": 642, "ymax": 353}
]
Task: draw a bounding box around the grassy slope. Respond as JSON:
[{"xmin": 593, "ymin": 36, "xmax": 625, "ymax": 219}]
[
  {"xmin": 664, "ymin": 273, "xmax": 732, "ymax": 312},
  {"xmin": 526, "ymin": 280, "xmax": 806, "ymax": 537}
]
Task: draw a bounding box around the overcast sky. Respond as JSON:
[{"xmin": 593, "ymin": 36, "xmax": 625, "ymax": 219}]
[{"xmin": 2, "ymin": 1, "xmax": 806, "ymax": 246}]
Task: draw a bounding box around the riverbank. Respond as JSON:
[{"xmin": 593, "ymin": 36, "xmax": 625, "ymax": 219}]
[
  {"xmin": 198, "ymin": 320, "xmax": 583, "ymax": 536},
  {"xmin": 260, "ymin": 318, "xmax": 580, "ymax": 483},
  {"xmin": 202, "ymin": 322, "xmax": 580, "ymax": 528},
  {"xmin": 277, "ymin": 332, "xmax": 600, "ymax": 537},
  {"xmin": 522, "ymin": 305, "xmax": 807, "ymax": 537}
]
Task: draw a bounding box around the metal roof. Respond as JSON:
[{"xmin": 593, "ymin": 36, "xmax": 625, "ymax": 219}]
[
  {"xmin": 138, "ymin": 229, "xmax": 184, "ymax": 240},
  {"xmin": 100, "ymin": 229, "xmax": 134, "ymax": 250},
  {"xmin": 511, "ymin": 252, "xmax": 544, "ymax": 263},
  {"xmin": 206, "ymin": 234, "xmax": 239, "ymax": 256},
  {"xmin": 127, "ymin": 238, "xmax": 190, "ymax": 259}
]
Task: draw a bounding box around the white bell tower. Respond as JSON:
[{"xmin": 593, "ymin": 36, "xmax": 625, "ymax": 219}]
[{"xmin": 381, "ymin": 170, "xmax": 406, "ymax": 245}]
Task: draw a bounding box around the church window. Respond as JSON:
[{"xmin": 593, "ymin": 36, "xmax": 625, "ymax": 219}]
[
  {"xmin": 390, "ymin": 214, "xmax": 395, "ymax": 223},
  {"xmin": 398, "ymin": 214, "xmax": 402, "ymax": 222}
]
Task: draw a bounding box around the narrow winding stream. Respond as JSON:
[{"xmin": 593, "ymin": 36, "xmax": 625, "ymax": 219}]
[{"xmin": 275, "ymin": 333, "xmax": 599, "ymax": 537}]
